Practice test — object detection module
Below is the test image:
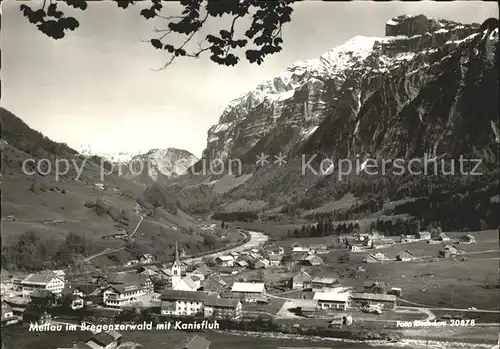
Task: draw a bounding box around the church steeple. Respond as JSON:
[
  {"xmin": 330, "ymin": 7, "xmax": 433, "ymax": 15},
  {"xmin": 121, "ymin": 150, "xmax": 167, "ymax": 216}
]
[
  {"xmin": 171, "ymin": 241, "xmax": 182, "ymax": 287},
  {"xmin": 174, "ymin": 241, "xmax": 180, "ymax": 264}
]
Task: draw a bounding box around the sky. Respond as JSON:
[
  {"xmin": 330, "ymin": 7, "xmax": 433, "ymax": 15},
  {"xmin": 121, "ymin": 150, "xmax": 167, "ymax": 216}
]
[{"xmin": 1, "ymin": 1, "xmax": 498, "ymax": 158}]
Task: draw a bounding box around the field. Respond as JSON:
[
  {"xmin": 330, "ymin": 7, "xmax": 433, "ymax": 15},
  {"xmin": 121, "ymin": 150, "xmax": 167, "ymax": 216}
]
[{"xmin": 258, "ymin": 229, "xmax": 500, "ymax": 312}]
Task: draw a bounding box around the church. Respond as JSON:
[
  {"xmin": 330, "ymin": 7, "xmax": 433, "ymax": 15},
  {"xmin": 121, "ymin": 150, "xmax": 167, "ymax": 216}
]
[{"xmin": 168, "ymin": 242, "xmax": 202, "ymax": 292}]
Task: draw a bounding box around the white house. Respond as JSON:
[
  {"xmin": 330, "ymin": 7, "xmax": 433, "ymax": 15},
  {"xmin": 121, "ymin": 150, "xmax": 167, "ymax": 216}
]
[
  {"xmin": 313, "ymin": 292, "xmax": 350, "ymax": 311},
  {"xmin": 349, "ymin": 245, "xmax": 362, "ymax": 252},
  {"xmin": 292, "ymin": 270, "xmax": 312, "ymax": 290},
  {"xmin": 203, "ymin": 297, "xmax": 242, "ymax": 320},
  {"xmin": 231, "ymin": 282, "xmax": 265, "ymax": 303},
  {"xmin": 102, "ymin": 284, "xmax": 145, "ymax": 308},
  {"xmin": 292, "ymin": 246, "xmax": 310, "ymax": 253},
  {"xmin": 268, "ymin": 255, "xmax": 283, "ymax": 268},
  {"xmin": 417, "ymin": 231, "xmax": 431, "ymax": 240},
  {"xmin": 21, "ymin": 271, "xmax": 65, "ymax": 298},
  {"xmin": 160, "ymin": 290, "xmax": 211, "ymax": 316},
  {"xmin": 139, "ymin": 253, "xmax": 154, "ymax": 264}
]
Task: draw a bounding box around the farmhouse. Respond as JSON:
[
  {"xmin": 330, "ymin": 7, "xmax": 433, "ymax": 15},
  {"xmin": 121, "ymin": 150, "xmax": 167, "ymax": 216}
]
[
  {"xmin": 437, "ymin": 233, "xmax": 451, "ymax": 242},
  {"xmin": 61, "ymin": 282, "xmax": 101, "ymax": 301},
  {"xmin": 458, "ymin": 234, "xmax": 476, "ymax": 244},
  {"xmin": 138, "ymin": 267, "xmax": 159, "ymax": 278},
  {"xmin": 65, "ymin": 294, "xmax": 85, "ymax": 310},
  {"xmin": 363, "ymin": 254, "xmax": 382, "ymax": 264},
  {"xmin": 313, "ymin": 292, "xmax": 350, "ymax": 311},
  {"xmin": 160, "ymin": 290, "xmax": 212, "ymax": 316},
  {"xmin": 349, "ymin": 245, "xmax": 362, "ymax": 252},
  {"xmin": 363, "ymin": 281, "xmax": 387, "ymax": 294},
  {"xmin": 292, "ymin": 245, "xmax": 311, "ymax": 253},
  {"xmin": 254, "ymin": 259, "xmax": 270, "ymax": 269},
  {"xmin": 203, "ymin": 296, "xmax": 242, "ymax": 320},
  {"xmin": 21, "ymin": 271, "xmax": 65, "ymax": 298},
  {"xmin": 291, "ymin": 270, "xmax": 312, "ymax": 290},
  {"xmin": 310, "ymin": 277, "xmax": 338, "ymax": 291},
  {"xmin": 371, "ymin": 238, "xmax": 395, "ymax": 249},
  {"xmin": 400, "ymin": 235, "xmax": 417, "ymax": 243},
  {"xmin": 350, "ymin": 293, "xmax": 397, "ymax": 309},
  {"xmin": 439, "ymin": 245, "xmax": 458, "ymax": 258},
  {"xmin": 373, "ymin": 252, "xmax": 388, "ymax": 261},
  {"xmin": 309, "ymin": 244, "xmax": 328, "ymax": 254},
  {"xmin": 299, "ymin": 301, "xmax": 319, "ymax": 317},
  {"xmin": 191, "ymin": 265, "xmax": 213, "ymax": 281},
  {"xmin": 201, "ymin": 275, "xmax": 228, "ymax": 293},
  {"xmin": 1, "ymin": 301, "xmax": 18, "ymax": 326},
  {"xmin": 139, "ymin": 253, "xmax": 154, "ymax": 264},
  {"xmin": 107, "ymin": 272, "xmax": 153, "ymax": 294},
  {"xmin": 418, "ymin": 231, "xmax": 431, "ymax": 240},
  {"xmin": 396, "ymin": 250, "xmax": 415, "ymax": 262},
  {"xmin": 235, "ymin": 260, "xmax": 249, "ymax": 268},
  {"xmin": 83, "ymin": 329, "xmax": 122, "ymax": 349},
  {"xmin": 268, "ymin": 254, "xmax": 283, "ymax": 267},
  {"xmin": 215, "ymin": 256, "xmax": 234, "ymax": 267},
  {"xmin": 300, "ymin": 254, "xmax": 324, "ymax": 266},
  {"xmin": 230, "ymin": 282, "xmax": 266, "ymax": 303}
]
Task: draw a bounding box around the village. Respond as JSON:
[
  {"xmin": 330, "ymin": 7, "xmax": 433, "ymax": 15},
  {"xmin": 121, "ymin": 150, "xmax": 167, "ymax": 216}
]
[{"xmin": 0, "ymin": 227, "xmax": 497, "ymax": 348}]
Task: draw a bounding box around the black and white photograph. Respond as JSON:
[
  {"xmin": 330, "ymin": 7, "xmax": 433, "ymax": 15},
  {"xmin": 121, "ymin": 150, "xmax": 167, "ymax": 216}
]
[{"xmin": 0, "ymin": 1, "xmax": 499, "ymax": 348}]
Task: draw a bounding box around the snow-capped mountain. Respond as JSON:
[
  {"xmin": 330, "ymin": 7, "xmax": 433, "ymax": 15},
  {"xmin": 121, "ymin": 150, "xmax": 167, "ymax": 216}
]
[
  {"xmin": 79, "ymin": 146, "xmax": 140, "ymax": 163},
  {"xmin": 80, "ymin": 146, "xmax": 199, "ymax": 182},
  {"xmin": 201, "ymin": 14, "xmax": 484, "ymax": 162},
  {"xmin": 128, "ymin": 148, "xmax": 199, "ymax": 182}
]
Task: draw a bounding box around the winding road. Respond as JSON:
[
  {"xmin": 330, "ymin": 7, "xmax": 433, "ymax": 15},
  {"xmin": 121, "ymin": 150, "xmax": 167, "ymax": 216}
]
[{"xmin": 182, "ymin": 230, "xmax": 269, "ymax": 264}]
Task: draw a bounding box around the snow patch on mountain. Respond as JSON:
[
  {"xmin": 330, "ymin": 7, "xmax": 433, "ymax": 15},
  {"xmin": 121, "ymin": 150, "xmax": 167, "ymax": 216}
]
[{"xmin": 131, "ymin": 148, "xmax": 199, "ymax": 181}]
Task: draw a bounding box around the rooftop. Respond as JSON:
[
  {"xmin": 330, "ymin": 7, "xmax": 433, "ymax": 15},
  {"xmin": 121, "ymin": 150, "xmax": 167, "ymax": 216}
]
[
  {"xmin": 231, "ymin": 282, "xmax": 265, "ymax": 293},
  {"xmin": 204, "ymin": 296, "xmax": 240, "ymax": 308},
  {"xmin": 21, "ymin": 271, "xmax": 59, "ymax": 285},
  {"xmin": 313, "ymin": 292, "xmax": 350, "ymax": 302},
  {"xmin": 177, "ymin": 335, "xmax": 211, "ymax": 349},
  {"xmin": 351, "ymin": 292, "xmax": 397, "ymax": 302},
  {"xmin": 160, "ymin": 290, "xmax": 212, "ymax": 302}
]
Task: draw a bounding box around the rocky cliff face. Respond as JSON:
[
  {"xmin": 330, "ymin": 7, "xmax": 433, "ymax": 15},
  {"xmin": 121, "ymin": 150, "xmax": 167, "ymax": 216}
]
[
  {"xmin": 126, "ymin": 148, "xmax": 199, "ymax": 182},
  {"xmin": 201, "ymin": 15, "xmax": 493, "ymax": 165},
  {"xmin": 302, "ymin": 17, "xmax": 499, "ymax": 162}
]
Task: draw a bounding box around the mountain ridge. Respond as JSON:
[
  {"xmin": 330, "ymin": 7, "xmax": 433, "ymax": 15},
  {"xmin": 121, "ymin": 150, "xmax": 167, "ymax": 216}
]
[{"xmin": 199, "ymin": 14, "xmax": 486, "ymax": 164}]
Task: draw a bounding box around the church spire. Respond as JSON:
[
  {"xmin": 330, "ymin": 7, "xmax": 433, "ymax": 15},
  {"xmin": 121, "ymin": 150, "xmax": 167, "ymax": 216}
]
[{"xmin": 174, "ymin": 240, "xmax": 180, "ymax": 263}]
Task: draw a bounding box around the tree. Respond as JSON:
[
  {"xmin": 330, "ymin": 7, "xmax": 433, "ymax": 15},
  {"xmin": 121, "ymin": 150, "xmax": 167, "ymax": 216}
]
[{"xmin": 20, "ymin": 0, "xmax": 295, "ymax": 68}]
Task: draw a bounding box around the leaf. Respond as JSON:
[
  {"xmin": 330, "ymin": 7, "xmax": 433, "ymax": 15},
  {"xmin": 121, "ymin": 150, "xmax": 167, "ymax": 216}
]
[
  {"xmin": 63, "ymin": 0, "xmax": 88, "ymax": 11},
  {"xmin": 163, "ymin": 44, "xmax": 175, "ymax": 53},
  {"xmin": 47, "ymin": 3, "xmax": 64, "ymax": 19},
  {"xmin": 38, "ymin": 20, "xmax": 65, "ymax": 39},
  {"xmin": 174, "ymin": 48, "xmax": 186, "ymax": 57},
  {"xmin": 140, "ymin": 8, "xmax": 156, "ymax": 20},
  {"xmin": 151, "ymin": 0, "xmax": 162, "ymax": 11},
  {"xmin": 60, "ymin": 17, "xmax": 79, "ymax": 31},
  {"xmin": 150, "ymin": 39, "xmax": 163, "ymax": 49},
  {"xmin": 114, "ymin": 0, "xmax": 134, "ymax": 9}
]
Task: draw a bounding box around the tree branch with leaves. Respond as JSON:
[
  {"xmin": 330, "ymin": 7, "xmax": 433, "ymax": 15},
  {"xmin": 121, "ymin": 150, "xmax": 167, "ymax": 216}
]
[{"xmin": 20, "ymin": 0, "xmax": 295, "ymax": 68}]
